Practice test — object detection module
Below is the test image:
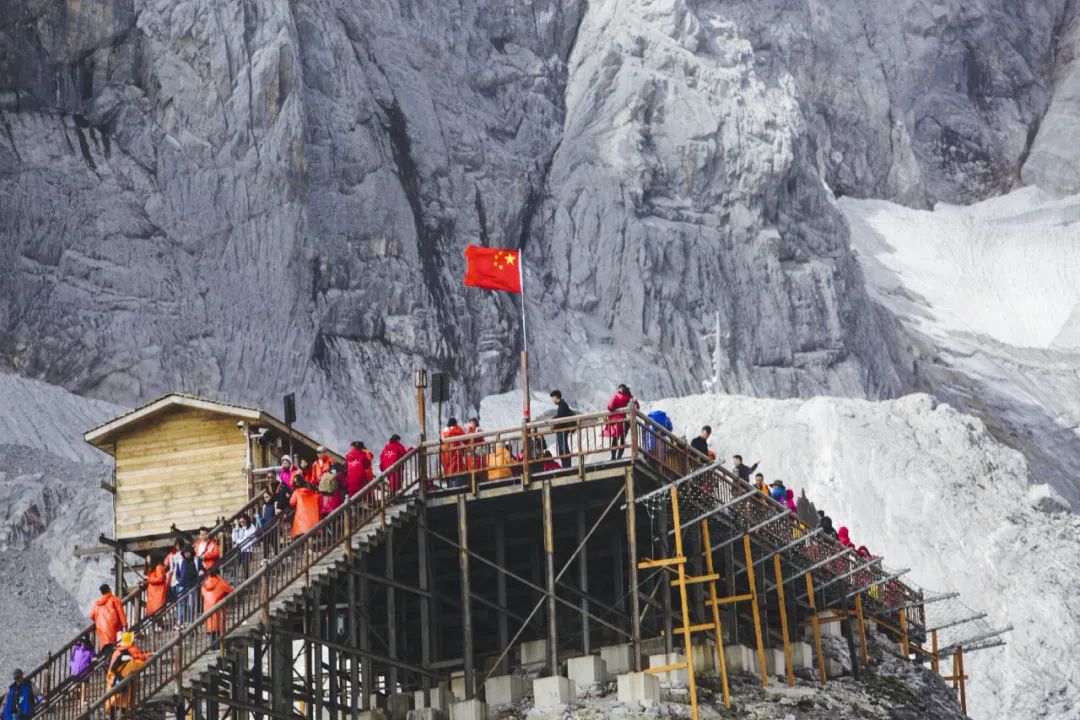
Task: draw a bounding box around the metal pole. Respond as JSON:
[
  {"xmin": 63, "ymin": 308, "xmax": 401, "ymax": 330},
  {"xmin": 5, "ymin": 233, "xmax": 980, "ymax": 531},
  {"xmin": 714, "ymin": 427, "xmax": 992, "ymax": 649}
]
[
  {"xmin": 519, "ymin": 258, "xmax": 530, "ymax": 421},
  {"xmin": 542, "ymin": 479, "xmax": 558, "ymax": 674},
  {"xmin": 386, "ymin": 527, "xmax": 398, "ymax": 694},
  {"xmin": 625, "ymin": 469, "xmax": 642, "ymax": 671},
  {"xmin": 495, "ymin": 516, "xmax": 510, "ymax": 675},
  {"xmin": 457, "ymin": 495, "xmax": 474, "ymax": 698},
  {"xmin": 576, "ymin": 505, "xmax": 591, "ymax": 655}
]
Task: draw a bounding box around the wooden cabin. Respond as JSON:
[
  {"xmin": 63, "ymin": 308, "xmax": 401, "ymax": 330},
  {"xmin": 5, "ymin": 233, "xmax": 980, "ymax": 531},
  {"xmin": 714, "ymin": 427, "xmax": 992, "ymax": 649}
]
[{"xmin": 84, "ymin": 393, "xmax": 340, "ymax": 549}]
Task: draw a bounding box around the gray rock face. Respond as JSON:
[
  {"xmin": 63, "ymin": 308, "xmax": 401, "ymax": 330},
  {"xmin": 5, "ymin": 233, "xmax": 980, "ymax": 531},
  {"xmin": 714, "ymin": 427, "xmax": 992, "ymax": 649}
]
[{"xmin": 0, "ymin": 0, "xmax": 1075, "ymax": 446}]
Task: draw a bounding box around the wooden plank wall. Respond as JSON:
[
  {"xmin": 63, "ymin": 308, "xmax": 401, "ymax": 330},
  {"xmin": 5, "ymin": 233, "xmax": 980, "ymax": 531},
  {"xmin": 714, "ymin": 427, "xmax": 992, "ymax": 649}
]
[{"xmin": 114, "ymin": 408, "xmax": 248, "ymax": 539}]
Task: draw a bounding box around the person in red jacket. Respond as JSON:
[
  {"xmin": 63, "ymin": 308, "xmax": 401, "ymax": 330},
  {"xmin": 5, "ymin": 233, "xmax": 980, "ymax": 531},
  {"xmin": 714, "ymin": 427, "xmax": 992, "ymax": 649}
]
[
  {"xmin": 345, "ymin": 442, "xmax": 370, "ymax": 497},
  {"xmin": 379, "ymin": 435, "xmax": 411, "ymax": 494},
  {"xmin": 603, "ymin": 384, "xmax": 639, "ymax": 460},
  {"xmin": 90, "ymin": 584, "xmax": 127, "ymax": 651},
  {"xmin": 440, "ymin": 418, "xmax": 467, "ymax": 486},
  {"xmin": 194, "ymin": 526, "xmax": 221, "ymax": 572},
  {"xmin": 200, "ymin": 568, "xmax": 234, "ymax": 647}
]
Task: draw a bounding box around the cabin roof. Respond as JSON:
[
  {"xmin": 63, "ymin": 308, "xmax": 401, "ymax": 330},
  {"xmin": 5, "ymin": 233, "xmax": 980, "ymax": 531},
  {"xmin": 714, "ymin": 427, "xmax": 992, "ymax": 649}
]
[{"xmin": 83, "ymin": 392, "xmax": 334, "ymax": 457}]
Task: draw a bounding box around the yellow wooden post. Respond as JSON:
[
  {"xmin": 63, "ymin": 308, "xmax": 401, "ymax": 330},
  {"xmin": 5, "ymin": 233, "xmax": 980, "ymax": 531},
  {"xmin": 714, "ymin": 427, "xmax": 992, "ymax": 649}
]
[
  {"xmin": 931, "ymin": 629, "xmax": 939, "ymax": 674},
  {"xmin": 957, "ymin": 646, "xmax": 967, "ymax": 715},
  {"xmin": 951, "ymin": 649, "xmax": 959, "ymax": 689},
  {"xmin": 700, "ymin": 519, "xmax": 730, "ymax": 707},
  {"xmin": 899, "ymin": 608, "xmax": 910, "ymax": 658},
  {"xmin": 854, "ymin": 593, "xmax": 869, "ymax": 666},
  {"xmin": 773, "ymin": 554, "xmax": 795, "ymax": 686},
  {"xmin": 669, "ymin": 487, "xmax": 698, "ymax": 720},
  {"xmin": 805, "ymin": 572, "xmax": 827, "ymax": 684},
  {"xmin": 743, "ymin": 535, "xmax": 768, "ymax": 686}
]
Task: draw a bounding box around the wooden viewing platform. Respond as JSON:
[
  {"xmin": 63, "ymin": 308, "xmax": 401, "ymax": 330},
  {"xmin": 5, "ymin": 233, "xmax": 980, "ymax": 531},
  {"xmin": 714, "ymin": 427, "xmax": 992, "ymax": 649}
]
[{"xmin": 23, "ymin": 406, "xmax": 984, "ymax": 720}]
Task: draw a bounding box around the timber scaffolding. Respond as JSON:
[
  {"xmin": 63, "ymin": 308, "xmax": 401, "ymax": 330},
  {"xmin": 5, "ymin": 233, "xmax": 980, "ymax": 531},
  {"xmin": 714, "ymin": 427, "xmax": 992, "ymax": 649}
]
[{"xmin": 25, "ymin": 410, "xmax": 1007, "ymax": 720}]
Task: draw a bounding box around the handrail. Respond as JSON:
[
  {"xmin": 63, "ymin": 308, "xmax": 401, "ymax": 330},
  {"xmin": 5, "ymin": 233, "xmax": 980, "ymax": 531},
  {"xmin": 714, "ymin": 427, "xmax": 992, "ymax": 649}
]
[
  {"xmin": 27, "ymin": 490, "xmax": 270, "ymax": 717},
  {"xmin": 77, "ymin": 448, "xmax": 423, "ymax": 720}
]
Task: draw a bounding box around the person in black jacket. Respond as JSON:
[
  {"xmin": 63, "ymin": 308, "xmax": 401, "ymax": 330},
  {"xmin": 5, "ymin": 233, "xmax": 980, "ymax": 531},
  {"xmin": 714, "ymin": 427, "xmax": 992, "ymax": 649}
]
[
  {"xmin": 550, "ymin": 390, "xmax": 575, "ymax": 469},
  {"xmin": 732, "ymin": 454, "xmax": 759, "ymax": 483},
  {"xmin": 690, "ymin": 426, "xmax": 712, "ymax": 458}
]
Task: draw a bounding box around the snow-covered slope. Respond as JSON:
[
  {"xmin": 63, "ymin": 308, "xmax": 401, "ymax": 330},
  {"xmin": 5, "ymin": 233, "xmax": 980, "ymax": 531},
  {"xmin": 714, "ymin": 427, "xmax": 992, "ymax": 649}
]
[
  {"xmin": 641, "ymin": 392, "xmax": 1078, "ymax": 720},
  {"xmin": 841, "ymin": 189, "xmax": 1080, "ymax": 509}
]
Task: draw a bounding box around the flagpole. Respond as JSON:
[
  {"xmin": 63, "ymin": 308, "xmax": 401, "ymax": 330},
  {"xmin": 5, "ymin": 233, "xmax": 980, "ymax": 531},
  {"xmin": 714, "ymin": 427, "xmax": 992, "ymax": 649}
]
[{"xmin": 519, "ymin": 257, "xmax": 530, "ymax": 421}]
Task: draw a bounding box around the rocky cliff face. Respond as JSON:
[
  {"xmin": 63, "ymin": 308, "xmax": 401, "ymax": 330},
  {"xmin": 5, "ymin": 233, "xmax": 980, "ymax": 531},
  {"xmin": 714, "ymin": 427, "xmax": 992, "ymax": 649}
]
[{"xmin": 1, "ymin": 0, "xmax": 1076, "ymax": 446}]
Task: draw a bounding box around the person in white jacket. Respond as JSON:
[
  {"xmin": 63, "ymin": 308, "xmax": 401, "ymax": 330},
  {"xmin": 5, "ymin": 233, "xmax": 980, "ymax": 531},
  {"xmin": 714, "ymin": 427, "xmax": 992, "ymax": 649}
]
[{"xmin": 231, "ymin": 515, "xmax": 258, "ymax": 581}]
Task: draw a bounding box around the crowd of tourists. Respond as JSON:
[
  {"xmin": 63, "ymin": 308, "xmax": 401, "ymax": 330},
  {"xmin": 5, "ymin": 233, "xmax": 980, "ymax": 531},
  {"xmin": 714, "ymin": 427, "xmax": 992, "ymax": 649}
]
[{"xmin": 4, "ymin": 382, "xmax": 881, "ymax": 719}]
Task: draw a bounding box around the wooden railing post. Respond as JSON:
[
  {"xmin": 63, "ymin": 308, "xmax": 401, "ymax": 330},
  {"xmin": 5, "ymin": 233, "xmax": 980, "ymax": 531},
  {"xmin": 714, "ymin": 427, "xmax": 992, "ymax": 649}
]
[
  {"xmin": 629, "ymin": 412, "xmax": 639, "ymax": 462},
  {"xmin": 260, "ymin": 573, "xmax": 271, "ymax": 628},
  {"xmin": 174, "ymin": 628, "xmax": 183, "ymax": 696},
  {"xmin": 521, "ymin": 421, "xmax": 531, "ymax": 486},
  {"xmin": 43, "ymin": 654, "xmax": 52, "ymax": 698}
]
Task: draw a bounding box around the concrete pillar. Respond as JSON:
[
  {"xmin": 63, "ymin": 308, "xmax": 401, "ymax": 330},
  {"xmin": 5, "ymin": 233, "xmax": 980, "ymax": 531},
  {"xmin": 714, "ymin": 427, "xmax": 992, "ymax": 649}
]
[
  {"xmin": 449, "ymin": 699, "xmax": 488, "ymax": 720},
  {"xmin": 566, "ymin": 656, "xmax": 608, "ymax": 694},
  {"xmin": 483, "ymin": 675, "xmax": 524, "ymax": 706},
  {"xmin": 599, "ymin": 644, "xmax": 634, "ymax": 676}
]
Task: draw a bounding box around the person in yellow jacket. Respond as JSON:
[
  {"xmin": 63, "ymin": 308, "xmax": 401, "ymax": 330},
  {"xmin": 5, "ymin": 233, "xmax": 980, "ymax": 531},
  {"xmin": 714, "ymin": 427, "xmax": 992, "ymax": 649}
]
[{"xmin": 486, "ymin": 444, "xmax": 514, "ymax": 481}]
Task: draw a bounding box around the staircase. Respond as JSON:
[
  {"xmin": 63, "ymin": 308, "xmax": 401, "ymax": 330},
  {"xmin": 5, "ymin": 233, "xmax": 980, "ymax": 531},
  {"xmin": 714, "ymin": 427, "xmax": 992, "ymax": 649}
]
[{"xmin": 37, "ymin": 448, "xmax": 425, "ymax": 720}]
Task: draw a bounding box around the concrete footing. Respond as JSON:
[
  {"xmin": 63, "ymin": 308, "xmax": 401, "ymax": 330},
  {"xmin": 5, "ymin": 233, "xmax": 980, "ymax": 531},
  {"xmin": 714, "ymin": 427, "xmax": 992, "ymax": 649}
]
[
  {"xmin": 690, "ymin": 644, "xmax": 716, "ymax": 673},
  {"xmin": 791, "ymin": 642, "xmax": 815, "ymax": 670},
  {"xmin": 449, "ymin": 699, "xmax": 488, "ymax": 720},
  {"xmin": 647, "ymin": 653, "xmax": 688, "ymax": 685},
  {"xmin": 532, "ymin": 676, "xmax": 576, "ymax": 708},
  {"xmin": 484, "ymin": 675, "xmax": 524, "ymax": 706},
  {"xmin": 387, "ymin": 693, "xmax": 414, "ymax": 719},
  {"xmin": 567, "ymin": 655, "xmax": 608, "ymax": 692},
  {"xmin": 357, "ymin": 712, "xmax": 388, "ymax": 720},
  {"xmin": 414, "ymin": 687, "xmax": 454, "ymax": 713},
  {"xmin": 520, "ymin": 639, "xmax": 549, "ymax": 668},
  {"xmin": 617, "ymin": 672, "xmax": 660, "ymax": 704},
  {"xmin": 599, "ymin": 643, "xmax": 635, "ymax": 675},
  {"xmin": 406, "ymin": 710, "xmax": 440, "ymax": 720}
]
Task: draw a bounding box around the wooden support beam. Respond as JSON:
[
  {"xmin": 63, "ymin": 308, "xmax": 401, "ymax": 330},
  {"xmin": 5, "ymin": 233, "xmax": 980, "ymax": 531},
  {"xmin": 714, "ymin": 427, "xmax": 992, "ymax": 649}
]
[
  {"xmin": 854, "ymin": 594, "xmax": 869, "ymax": 667},
  {"xmin": 670, "ymin": 573, "xmax": 722, "ymax": 587},
  {"xmin": 700, "ymin": 519, "xmax": 731, "ymax": 709},
  {"xmin": 576, "ymin": 504, "xmax": 591, "ymax": 655},
  {"xmin": 386, "ymin": 526, "xmax": 398, "ymax": 693},
  {"xmin": 542, "ymin": 479, "xmax": 558, "ymax": 675},
  {"xmin": 805, "ymin": 573, "xmax": 827, "ymax": 684},
  {"xmin": 458, "ymin": 494, "xmax": 475, "ymax": 698},
  {"xmin": 899, "ymin": 608, "xmax": 911, "ymax": 658},
  {"xmin": 706, "ymin": 593, "xmax": 754, "ymax": 607},
  {"xmin": 931, "ymin": 629, "xmax": 939, "ymax": 674},
  {"xmin": 957, "ymin": 647, "xmax": 967, "ymax": 715},
  {"xmin": 494, "ymin": 515, "xmax": 510, "ymax": 676},
  {"xmin": 417, "ymin": 505, "xmax": 433, "ymax": 704},
  {"xmin": 668, "ymin": 486, "xmax": 699, "ymax": 720},
  {"xmin": 774, "ymin": 555, "xmax": 795, "ymax": 686},
  {"xmin": 743, "ymin": 535, "xmax": 768, "ymax": 687},
  {"xmin": 625, "ymin": 470, "xmax": 642, "ymax": 672}
]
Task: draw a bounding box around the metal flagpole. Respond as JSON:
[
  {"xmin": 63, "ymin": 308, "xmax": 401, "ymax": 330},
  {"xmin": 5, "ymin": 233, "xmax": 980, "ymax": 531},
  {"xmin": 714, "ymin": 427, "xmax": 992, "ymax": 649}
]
[{"xmin": 519, "ymin": 256, "xmax": 530, "ymax": 420}]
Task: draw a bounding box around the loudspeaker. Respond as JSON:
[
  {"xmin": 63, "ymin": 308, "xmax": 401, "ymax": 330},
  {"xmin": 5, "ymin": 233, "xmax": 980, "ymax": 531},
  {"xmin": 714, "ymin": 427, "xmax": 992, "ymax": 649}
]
[
  {"xmin": 283, "ymin": 393, "xmax": 297, "ymax": 424},
  {"xmin": 430, "ymin": 373, "xmax": 450, "ymax": 403}
]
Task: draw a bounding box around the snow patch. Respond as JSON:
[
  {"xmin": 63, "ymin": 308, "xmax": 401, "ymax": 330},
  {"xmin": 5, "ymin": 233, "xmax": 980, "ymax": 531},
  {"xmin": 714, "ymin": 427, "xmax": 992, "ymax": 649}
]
[{"xmin": 841, "ymin": 187, "xmax": 1080, "ymax": 350}]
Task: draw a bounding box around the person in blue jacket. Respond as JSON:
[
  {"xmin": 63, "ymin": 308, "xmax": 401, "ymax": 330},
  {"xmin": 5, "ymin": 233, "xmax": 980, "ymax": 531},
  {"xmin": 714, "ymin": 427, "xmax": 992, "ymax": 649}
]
[
  {"xmin": 769, "ymin": 479, "xmax": 788, "ymax": 503},
  {"xmin": 2, "ymin": 669, "xmax": 37, "ymax": 720}
]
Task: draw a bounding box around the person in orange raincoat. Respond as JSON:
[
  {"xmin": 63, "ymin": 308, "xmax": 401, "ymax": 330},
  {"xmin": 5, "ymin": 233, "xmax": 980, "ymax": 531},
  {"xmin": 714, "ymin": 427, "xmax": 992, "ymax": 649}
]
[
  {"xmin": 200, "ymin": 568, "xmax": 233, "ymax": 645},
  {"xmin": 105, "ymin": 632, "xmax": 149, "ymax": 716},
  {"xmin": 142, "ymin": 555, "xmax": 169, "ymax": 617},
  {"xmin": 90, "ymin": 584, "xmax": 127, "ymax": 651},
  {"xmin": 311, "ymin": 446, "xmax": 334, "ymax": 486},
  {"xmin": 289, "ymin": 479, "xmax": 320, "ymax": 538}
]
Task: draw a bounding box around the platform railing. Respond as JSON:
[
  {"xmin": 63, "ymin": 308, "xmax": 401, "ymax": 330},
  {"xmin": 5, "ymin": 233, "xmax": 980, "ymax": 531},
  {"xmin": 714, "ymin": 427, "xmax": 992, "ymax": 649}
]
[{"xmin": 75, "ymin": 450, "xmax": 423, "ymax": 720}]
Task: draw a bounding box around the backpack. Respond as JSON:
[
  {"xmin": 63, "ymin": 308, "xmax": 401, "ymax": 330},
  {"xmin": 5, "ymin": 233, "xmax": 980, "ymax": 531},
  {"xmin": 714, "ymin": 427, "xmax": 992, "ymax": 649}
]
[{"xmin": 318, "ymin": 472, "xmax": 339, "ymax": 495}]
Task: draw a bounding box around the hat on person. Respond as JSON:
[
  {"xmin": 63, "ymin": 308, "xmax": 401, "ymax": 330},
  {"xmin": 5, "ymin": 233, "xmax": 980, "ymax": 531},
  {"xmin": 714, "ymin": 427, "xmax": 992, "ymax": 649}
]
[
  {"xmin": 281, "ymin": 455, "xmax": 292, "ymax": 464},
  {"xmin": 770, "ymin": 480, "xmax": 784, "ymax": 487},
  {"xmin": 317, "ymin": 445, "xmax": 326, "ymax": 453}
]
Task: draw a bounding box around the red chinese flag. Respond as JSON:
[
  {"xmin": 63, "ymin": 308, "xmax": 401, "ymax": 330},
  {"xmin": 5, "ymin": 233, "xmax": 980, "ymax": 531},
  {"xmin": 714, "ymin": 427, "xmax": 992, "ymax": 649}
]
[{"xmin": 463, "ymin": 245, "xmax": 522, "ymax": 293}]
